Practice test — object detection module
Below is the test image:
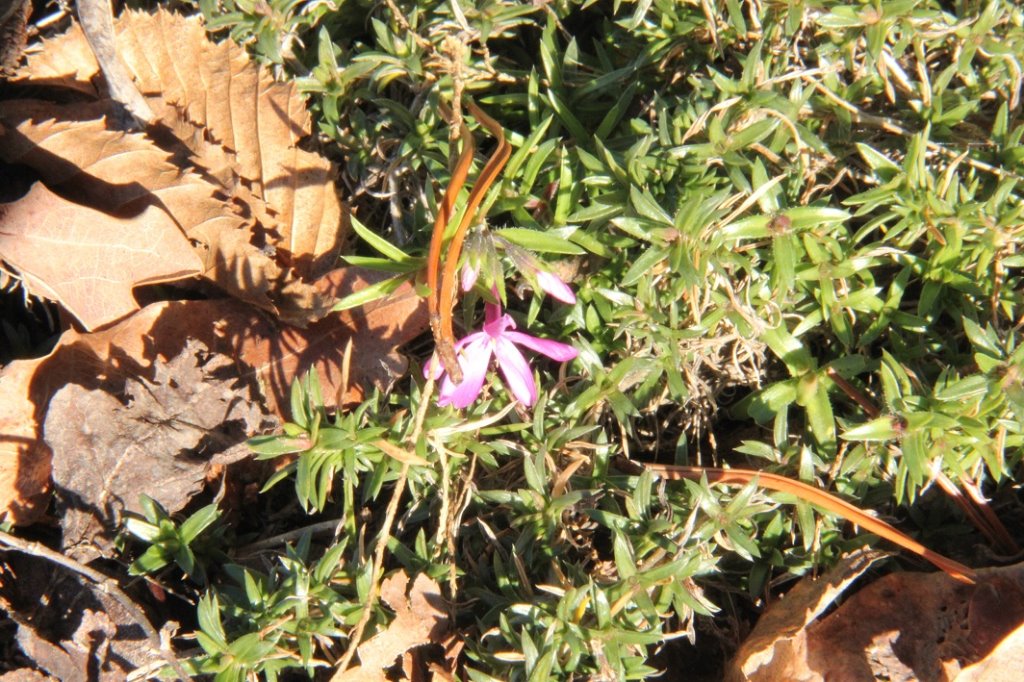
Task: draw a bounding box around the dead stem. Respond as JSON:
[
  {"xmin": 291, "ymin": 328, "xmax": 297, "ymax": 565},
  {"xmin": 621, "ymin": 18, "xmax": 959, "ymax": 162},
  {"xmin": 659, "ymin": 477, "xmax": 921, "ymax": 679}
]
[
  {"xmin": 0, "ymin": 530, "xmax": 192, "ymax": 681},
  {"xmin": 328, "ymin": 379, "xmax": 435, "ymax": 680}
]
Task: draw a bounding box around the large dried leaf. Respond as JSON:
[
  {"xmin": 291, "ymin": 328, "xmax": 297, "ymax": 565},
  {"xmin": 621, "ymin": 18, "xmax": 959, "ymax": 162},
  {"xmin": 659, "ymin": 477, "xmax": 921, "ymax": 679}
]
[
  {"xmin": 726, "ymin": 548, "xmax": 888, "ymax": 682},
  {"xmin": 728, "ymin": 551, "xmax": 1024, "ymax": 682},
  {"xmin": 0, "ymin": 182, "xmax": 202, "ymax": 330},
  {"xmin": 14, "ymin": 8, "xmax": 346, "ymax": 288},
  {"xmin": 45, "ymin": 339, "xmax": 276, "ymax": 560},
  {"xmin": 0, "ymin": 99, "xmax": 310, "ymax": 318},
  {"xmin": 0, "ymin": 268, "xmax": 427, "ymax": 524},
  {"xmin": 116, "ymin": 10, "xmax": 344, "ymax": 273}
]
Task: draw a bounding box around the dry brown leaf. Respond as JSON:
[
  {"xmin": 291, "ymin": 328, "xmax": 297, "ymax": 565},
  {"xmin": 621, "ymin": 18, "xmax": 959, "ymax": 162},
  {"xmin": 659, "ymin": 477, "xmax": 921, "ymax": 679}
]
[
  {"xmin": 45, "ymin": 339, "xmax": 276, "ymax": 560},
  {"xmin": 12, "ymin": 22, "xmax": 98, "ymax": 95},
  {"xmin": 0, "ymin": 182, "xmax": 202, "ymax": 330},
  {"xmin": 0, "ymin": 268, "xmax": 427, "ymax": 524},
  {"xmin": 728, "ymin": 551, "xmax": 1024, "ymax": 682},
  {"xmin": 338, "ymin": 571, "xmax": 449, "ymax": 682},
  {"xmin": 955, "ymin": 621, "xmax": 1024, "ymax": 681},
  {"xmin": 726, "ymin": 548, "xmax": 888, "ymax": 682},
  {"xmin": 0, "ymin": 99, "xmax": 302, "ymax": 317},
  {"xmin": 1, "ymin": 558, "xmax": 163, "ymax": 680},
  {"xmin": 12, "ymin": 8, "xmax": 346, "ymax": 296}
]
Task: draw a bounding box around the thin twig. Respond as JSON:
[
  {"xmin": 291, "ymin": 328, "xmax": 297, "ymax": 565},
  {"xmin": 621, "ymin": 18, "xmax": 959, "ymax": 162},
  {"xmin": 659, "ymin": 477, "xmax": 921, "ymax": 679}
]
[
  {"xmin": 635, "ymin": 462, "xmax": 977, "ymax": 584},
  {"xmin": 328, "ymin": 379, "xmax": 436, "ymax": 680},
  {"xmin": 0, "ymin": 531, "xmax": 192, "ymax": 681},
  {"xmin": 235, "ymin": 520, "xmax": 342, "ymax": 556},
  {"xmin": 330, "ymin": 464, "xmax": 411, "ymax": 679}
]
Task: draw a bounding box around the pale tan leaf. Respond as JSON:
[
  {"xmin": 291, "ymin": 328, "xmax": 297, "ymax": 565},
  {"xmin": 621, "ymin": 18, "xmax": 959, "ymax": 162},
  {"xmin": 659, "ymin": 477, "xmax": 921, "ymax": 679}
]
[
  {"xmin": 114, "ymin": 9, "xmax": 344, "ymax": 279},
  {"xmin": 726, "ymin": 548, "xmax": 888, "ymax": 682},
  {"xmin": 15, "ymin": 9, "xmax": 347, "ymax": 283},
  {"xmin": 0, "ymin": 182, "xmax": 202, "ymax": 330},
  {"xmin": 338, "ymin": 571, "xmax": 449, "ymax": 681},
  {"xmin": 13, "ymin": 22, "xmax": 99, "ymax": 95},
  {"xmin": 728, "ymin": 553, "xmax": 1024, "ymax": 682},
  {"xmin": 0, "ymin": 101, "xmax": 298, "ymax": 315}
]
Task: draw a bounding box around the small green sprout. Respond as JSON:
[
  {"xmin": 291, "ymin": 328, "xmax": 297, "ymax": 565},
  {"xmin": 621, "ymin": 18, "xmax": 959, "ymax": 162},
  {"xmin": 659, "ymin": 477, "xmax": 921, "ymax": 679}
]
[{"xmin": 124, "ymin": 495, "xmax": 223, "ymax": 584}]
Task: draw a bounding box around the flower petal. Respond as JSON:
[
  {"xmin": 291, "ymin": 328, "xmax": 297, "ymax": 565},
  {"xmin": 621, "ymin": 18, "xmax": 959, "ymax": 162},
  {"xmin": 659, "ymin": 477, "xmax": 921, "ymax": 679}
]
[
  {"xmin": 424, "ymin": 353, "xmax": 444, "ymax": 380},
  {"xmin": 441, "ymin": 339, "xmax": 493, "ymax": 408},
  {"xmin": 494, "ymin": 337, "xmax": 537, "ymax": 406},
  {"xmin": 461, "ymin": 262, "xmax": 480, "ymax": 292},
  {"xmin": 536, "ymin": 270, "xmax": 577, "ymax": 304},
  {"xmin": 484, "ymin": 300, "xmax": 502, "ymax": 326},
  {"xmin": 505, "ymin": 331, "xmax": 578, "ymax": 362},
  {"xmin": 453, "ymin": 330, "xmax": 488, "ymax": 352}
]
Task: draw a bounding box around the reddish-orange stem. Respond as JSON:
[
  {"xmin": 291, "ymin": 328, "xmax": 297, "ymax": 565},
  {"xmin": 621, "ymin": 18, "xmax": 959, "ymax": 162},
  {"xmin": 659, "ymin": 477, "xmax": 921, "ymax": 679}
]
[
  {"xmin": 427, "ymin": 109, "xmax": 474, "ymax": 383},
  {"xmin": 426, "ymin": 100, "xmax": 510, "ymax": 384},
  {"xmin": 437, "ymin": 101, "xmax": 511, "ymax": 359},
  {"xmin": 644, "ymin": 462, "xmax": 977, "ymax": 584}
]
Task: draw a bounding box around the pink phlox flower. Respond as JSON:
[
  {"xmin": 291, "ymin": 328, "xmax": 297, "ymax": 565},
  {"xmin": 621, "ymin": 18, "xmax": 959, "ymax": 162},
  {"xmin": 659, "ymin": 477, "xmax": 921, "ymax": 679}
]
[
  {"xmin": 426, "ymin": 301, "xmax": 578, "ymax": 408},
  {"xmin": 535, "ymin": 269, "xmax": 577, "ymax": 304}
]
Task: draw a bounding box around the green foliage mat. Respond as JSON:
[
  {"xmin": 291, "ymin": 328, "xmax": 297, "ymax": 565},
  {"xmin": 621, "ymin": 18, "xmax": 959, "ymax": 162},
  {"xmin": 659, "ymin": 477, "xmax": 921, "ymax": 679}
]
[{"xmin": 84, "ymin": 0, "xmax": 1024, "ymax": 678}]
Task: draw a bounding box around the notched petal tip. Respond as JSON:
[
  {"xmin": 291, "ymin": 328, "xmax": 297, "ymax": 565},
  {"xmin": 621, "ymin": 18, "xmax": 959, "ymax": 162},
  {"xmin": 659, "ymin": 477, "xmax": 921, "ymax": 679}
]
[
  {"xmin": 505, "ymin": 330, "xmax": 578, "ymax": 362},
  {"xmin": 494, "ymin": 337, "xmax": 538, "ymax": 406},
  {"xmin": 536, "ymin": 270, "xmax": 577, "ymax": 304}
]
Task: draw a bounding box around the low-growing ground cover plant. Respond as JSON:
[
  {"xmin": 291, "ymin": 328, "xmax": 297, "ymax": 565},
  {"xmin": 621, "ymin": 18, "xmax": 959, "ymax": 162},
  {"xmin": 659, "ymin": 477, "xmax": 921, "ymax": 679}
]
[{"xmin": 2, "ymin": 0, "xmax": 1024, "ymax": 679}]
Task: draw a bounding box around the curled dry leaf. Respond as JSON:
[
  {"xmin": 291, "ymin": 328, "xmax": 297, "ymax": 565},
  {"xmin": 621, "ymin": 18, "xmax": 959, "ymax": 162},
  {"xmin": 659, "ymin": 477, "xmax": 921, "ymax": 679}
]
[
  {"xmin": 337, "ymin": 571, "xmax": 449, "ymax": 682},
  {"xmin": 0, "ymin": 268, "xmax": 427, "ymax": 524},
  {"xmin": 3, "ymin": 8, "xmax": 347, "ymax": 323},
  {"xmin": 1, "ymin": 552, "xmax": 165, "ymax": 680},
  {"xmin": 44, "ymin": 339, "xmax": 277, "ymax": 561},
  {"xmin": 0, "ymin": 182, "xmax": 202, "ymax": 330},
  {"xmin": 728, "ymin": 549, "xmax": 1024, "ymax": 682}
]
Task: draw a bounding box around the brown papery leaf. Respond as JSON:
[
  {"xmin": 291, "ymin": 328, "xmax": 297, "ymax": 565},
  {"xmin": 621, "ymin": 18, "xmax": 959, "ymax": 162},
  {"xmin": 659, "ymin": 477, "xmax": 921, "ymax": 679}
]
[
  {"xmin": 337, "ymin": 571, "xmax": 449, "ymax": 682},
  {"xmin": 45, "ymin": 339, "xmax": 276, "ymax": 560},
  {"xmin": 726, "ymin": 548, "xmax": 888, "ymax": 682},
  {"xmin": 729, "ymin": 553, "xmax": 1024, "ymax": 682},
  {"xmin": 0, "ymin": 182, "xmax": 202, "ymax": 330},
  {"xmin": 12, "ymin": 23, "xmax": 99, "ymax": 95},
  {"xmin": 0, "ymin": 268, "xmax": 427, "ymax": 524},
  {"xmin": 0, "ymin": 102, "xmax": 297, "ymax": 316},
  {"xmin": 14, "ymin": 8, "xmax": 346, "ymax": 292}
]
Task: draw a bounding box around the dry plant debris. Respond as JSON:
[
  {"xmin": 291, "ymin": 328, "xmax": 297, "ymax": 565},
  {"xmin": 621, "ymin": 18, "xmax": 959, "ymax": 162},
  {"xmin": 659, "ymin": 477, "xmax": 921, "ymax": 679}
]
[
  {"xmin": 729, "ymin": 549, "xmax": 1024, "ymax": 682},
  {"xmin": 0, "ymin": 9, "xmax": 428, "ymax": 526},
  {"xmin": 2, "ymin": 7, "xmax": 347, "ymax": 324},
  {"xmin": 337, "ymin": 570, "xmax": 449, "ymax": 681},
  {"xmin": 0, "ymin": 267, "xmax": 427, "ymax": 524},
  {"xmin": 0, "ymin": 182, "xmax": 202, "ymax": 330},
  {"xmin": 0, "ymin": 0, "xmax": 29, "ymax": 75},
  {"xmin": 45, "ymin": 339, "xmax": 275, "ymax": 561}
]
